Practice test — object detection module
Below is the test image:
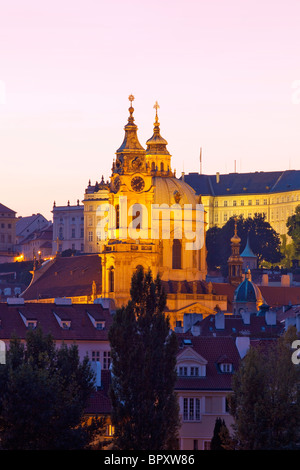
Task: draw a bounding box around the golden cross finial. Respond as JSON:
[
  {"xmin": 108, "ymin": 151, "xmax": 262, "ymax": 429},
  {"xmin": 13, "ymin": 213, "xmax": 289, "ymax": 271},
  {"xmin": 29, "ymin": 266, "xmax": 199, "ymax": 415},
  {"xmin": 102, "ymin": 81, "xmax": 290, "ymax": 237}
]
[
  {"xmin": 154, "ymin": 101, "xmax": 160, "ymax": 117},
  {"xmin": 128, "ymin": 94, "xmax": 135, "ymax": 106}
]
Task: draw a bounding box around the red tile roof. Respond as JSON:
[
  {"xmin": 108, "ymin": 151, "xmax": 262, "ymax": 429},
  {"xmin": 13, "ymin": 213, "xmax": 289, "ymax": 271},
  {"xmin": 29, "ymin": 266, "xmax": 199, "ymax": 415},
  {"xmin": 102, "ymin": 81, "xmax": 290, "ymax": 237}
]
[
  {"xmin": 197, "ymin": 313, "xmax": 283, "ymax": 338},
  {"xmin": 175, "ymin": 335, "xmax": 241, "ymax": 391},
  {"xmin": 23, "ymin": 254, "xmax": 102, "ymax": 301},
  {"xmin": 212, "ymin": 282, "xmax": 300, "ymax": 309},
  {"xmin": 0, "ymin": 302, "xmax": 113, "ymax": 342}
]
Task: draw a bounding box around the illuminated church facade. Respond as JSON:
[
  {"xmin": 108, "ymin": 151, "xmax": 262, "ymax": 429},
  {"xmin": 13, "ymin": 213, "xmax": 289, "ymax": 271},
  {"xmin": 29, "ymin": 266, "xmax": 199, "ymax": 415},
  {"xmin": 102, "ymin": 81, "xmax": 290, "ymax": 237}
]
[{"xmin": 82, "ymin": 97, "xmax": 227, "ymax": 326}]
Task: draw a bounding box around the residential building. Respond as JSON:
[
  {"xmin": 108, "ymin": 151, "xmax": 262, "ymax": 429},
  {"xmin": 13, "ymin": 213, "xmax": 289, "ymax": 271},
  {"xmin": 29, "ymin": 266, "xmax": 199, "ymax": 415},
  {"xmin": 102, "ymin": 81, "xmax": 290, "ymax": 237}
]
[
  {"xmin": 52, "ymin": 201, "xmax": 84, "ymax": 255},
  {"xmin": 16, "ymin": 213, "xmax": 50, "ymax": 246},
  {"xmin": 0, "ymin": 297, "xmax": 113, "ymax": 367},
  {"xmin": 0, "ymin": 203, "xmax": 17, "ymax": 262},
  {"xmin": 20, "ymin": 224, "xmax": 53, "ymax": 261}
]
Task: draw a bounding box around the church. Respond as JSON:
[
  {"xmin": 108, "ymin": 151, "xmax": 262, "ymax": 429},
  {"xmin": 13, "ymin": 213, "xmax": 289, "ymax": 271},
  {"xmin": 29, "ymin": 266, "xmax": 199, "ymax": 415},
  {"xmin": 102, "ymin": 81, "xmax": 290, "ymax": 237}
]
[
  {"xmin": 83, "ymin": 96, "xmax": 227, "ymax": 327},
  {"xmin": 24, "ymin": 97, "xmax": 228, "ymax": 327}
]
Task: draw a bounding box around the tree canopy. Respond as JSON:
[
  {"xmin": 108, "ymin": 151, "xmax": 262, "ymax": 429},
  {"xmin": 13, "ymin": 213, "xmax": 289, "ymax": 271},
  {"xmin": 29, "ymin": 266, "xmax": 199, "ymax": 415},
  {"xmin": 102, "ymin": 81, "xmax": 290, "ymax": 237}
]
[
  {"xmin": 227, "ymin": 327, "xmax": 300, "ymax": 450},
  {"xmin": 108, "ymin": 267, "xmax": 180, "ymax": 450},
  {"xmin": 0, "ymin": 327, "xmax": 105, "ymax": 450},
  {"xmin": 206, "ymin": 214, "xmax": 282, "ymax": 274},
  {"xmin": 287, "ymin": 204, "xmax": 300, "ymax": 258}
]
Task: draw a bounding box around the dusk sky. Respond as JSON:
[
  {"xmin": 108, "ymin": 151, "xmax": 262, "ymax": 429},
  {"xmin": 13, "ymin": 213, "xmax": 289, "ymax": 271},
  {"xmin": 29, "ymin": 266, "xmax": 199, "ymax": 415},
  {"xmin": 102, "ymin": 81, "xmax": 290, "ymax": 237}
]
[{"xmin": 0, "ymin": 0, "xmax": 299, "ymax": 220}]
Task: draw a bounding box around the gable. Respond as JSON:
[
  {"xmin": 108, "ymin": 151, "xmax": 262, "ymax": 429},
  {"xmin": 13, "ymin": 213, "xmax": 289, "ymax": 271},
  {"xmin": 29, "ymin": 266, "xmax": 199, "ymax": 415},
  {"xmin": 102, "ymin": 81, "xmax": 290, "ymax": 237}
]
[{"xmin": 177, "ymin": 346, "xmax": 208, "ymax": 365}]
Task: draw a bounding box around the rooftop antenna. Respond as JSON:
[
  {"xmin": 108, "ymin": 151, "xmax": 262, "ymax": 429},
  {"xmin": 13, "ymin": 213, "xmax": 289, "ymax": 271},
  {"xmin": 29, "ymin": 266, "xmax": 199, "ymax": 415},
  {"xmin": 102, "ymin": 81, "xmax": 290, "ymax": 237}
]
[{"xmin": 200, "ymin": 147, "xmax": 202, "ymax": 174}]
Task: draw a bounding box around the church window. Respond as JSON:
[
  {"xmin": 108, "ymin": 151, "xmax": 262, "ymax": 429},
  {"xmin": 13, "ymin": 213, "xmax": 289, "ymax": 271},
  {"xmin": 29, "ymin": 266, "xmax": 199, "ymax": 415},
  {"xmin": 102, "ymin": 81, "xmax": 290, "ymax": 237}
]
[
  {"xmin": 108, "ymin": 267, "xmax": 114, "ymax": 293},
  {"xmin": 160, "ymin": 162, "xmax": 164, "ymax": 172},
  {"xmin": 131, "ymin": 209, "xmax": 141, "ymax": 230},
  {"xmin": 172, "ymin": 239, "xmax": 182, "ymax": 269},
  {"xmin": 151, "ymin": 161, "xmax": 156, "ymax": 171},
  {"xmin": 116, "ymin": 204, "xmax": 120, "ymax": 229}
]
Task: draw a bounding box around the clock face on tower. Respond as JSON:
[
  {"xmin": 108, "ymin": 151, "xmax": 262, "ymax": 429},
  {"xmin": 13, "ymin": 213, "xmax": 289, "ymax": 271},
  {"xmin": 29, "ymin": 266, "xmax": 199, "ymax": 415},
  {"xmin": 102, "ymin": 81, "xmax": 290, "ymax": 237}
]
[{"xmin": 131, "ymin": 176, "xmax": 145, "ymax": 192}]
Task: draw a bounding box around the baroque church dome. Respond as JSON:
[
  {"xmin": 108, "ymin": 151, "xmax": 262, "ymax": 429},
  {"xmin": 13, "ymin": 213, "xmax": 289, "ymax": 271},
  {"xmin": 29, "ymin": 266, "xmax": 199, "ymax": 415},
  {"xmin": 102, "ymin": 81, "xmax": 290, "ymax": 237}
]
[
  {"xmin": 234, "ymin": 270, "xmax": 264, "ymax": 306},
  {"xmin": 152, "ymin": 176, "xmax": 198, "ymax": 206}
]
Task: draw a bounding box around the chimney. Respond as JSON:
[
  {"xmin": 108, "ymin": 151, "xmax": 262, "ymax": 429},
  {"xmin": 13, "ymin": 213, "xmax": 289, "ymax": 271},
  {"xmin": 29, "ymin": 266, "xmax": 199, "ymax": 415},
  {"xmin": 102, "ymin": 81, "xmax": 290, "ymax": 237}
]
[
  {"xmin": 285, "ymin": 316, "xmax": 296, "ymax": 331},
  {"xmin": 265, "ymin": 310, "xmax": 277, "ymax": 326},
  {"xmin": 261, "ymin": 273, "xmax": 269, "ymax": 286},
  {"xmin": 216, "ymin": 172, "xmax": 220, "ymax": 183},
  {"xmin": 296, "ymin": 314, "xmax": 300, "ymax": 333},
  {"xmin": 241, "ymin": 309, "xmax": 251, "ymax": 325},
  {"xmin": 236, "ymin": 336, "xmax": 250, "ymax": 359},
  {"xmin": 214, "ymin": 311, "xmax": 225, "ymax": 330},
  {"xmin": 281, "ymin": 274, "xmax": 290, "ymax": 287},
  {"xmin": 183, "ymin": 313, "xmax": 203, "ymax": 333}
]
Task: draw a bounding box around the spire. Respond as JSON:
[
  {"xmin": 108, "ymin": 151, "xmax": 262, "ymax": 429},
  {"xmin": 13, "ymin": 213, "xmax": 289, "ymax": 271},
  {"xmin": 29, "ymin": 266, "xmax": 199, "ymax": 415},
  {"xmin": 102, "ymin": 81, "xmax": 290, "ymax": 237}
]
[
  {"xmin": 228, "ymin": 217, "xmax": 243, "ymax": 286},
  {"xmin": 116, "ymin": 95, "xmax": 145, "ymax": 155},
  {"xmin": 231, "ymin": 217, "xmax": 241, "ymax": 245},
  {"xmin": 146, "ymin": 101, "xmax": 170, "ymax": 156},
  {"xmin": 114, "ymin": 95, "xmax": 145, "ymax": 174}
]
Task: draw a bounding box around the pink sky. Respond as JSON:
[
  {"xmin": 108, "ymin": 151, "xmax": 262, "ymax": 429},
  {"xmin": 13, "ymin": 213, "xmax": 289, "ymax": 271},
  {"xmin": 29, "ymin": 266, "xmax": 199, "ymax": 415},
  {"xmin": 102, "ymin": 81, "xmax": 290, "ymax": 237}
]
[{"xmin": 0, "ymin": 0, "xmax": 299, "ymax": 220}]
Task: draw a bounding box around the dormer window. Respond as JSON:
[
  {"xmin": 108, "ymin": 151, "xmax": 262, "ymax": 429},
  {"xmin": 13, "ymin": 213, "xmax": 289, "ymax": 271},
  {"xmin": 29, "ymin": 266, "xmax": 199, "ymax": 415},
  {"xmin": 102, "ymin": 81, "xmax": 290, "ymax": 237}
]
[
  {"xmin": 61, "ymin": 321, "xmax": 71, "ymax": 330},
  {"xmin": 177, "ymin": 346, "xmax": 207, "ymax": 378},
  {"xmin": 96, "ymin": 321, "xmax": 105, "ymax": 330},
  {"xmin": 18, "ymin": 311, "xmax": 37, "ymax": 329},
  {"xmin": 53, "ymin": 312, "xmax": 71, "ymax": 329},
  {"xmin": 178, "ymin": 365, "xmax": 202, "ymax": 377},
  {"xmin": 220, "ymin": 363, "xmax": 233, "ymax": 373},
  {"xmin": 27, "ymin": 320, "xmax": 37, "ymax": 330}
]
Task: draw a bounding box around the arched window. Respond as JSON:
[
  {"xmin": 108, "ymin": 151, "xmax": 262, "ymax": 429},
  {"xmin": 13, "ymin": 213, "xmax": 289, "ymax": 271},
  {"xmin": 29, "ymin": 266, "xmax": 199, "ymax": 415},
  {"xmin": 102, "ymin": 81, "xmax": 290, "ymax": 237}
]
[
  {"xmin": 172, "ymin": 239, "xmax": 182, "ymax": 269},
  {"xmin": 115, "ymin": 204, "xmax": 120, "ymax": 229},
  {"xmin": 160, "ymin": 162, "xmax": 164, "ymax": 172},
  {"xmin": 151, "ymin": 161, "xmax": 156, "ymax": 171},
  {"xmin": 109, "ymin": 267, "xmax": 114, "ymax": 293}
]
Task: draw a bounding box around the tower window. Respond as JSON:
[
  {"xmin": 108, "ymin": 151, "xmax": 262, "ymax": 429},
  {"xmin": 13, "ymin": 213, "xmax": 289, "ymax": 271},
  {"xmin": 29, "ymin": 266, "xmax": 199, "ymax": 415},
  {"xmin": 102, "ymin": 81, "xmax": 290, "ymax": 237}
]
[
  {"xmin": 172, "ymin": 239, "xmax": 182, "ymax": 269},
  {"xmin": 116, "ymin": 204, "xmax": 120, "ymax": 229},
  {"xmin": 109, "ymin": 267, "xmax": 115, "ymax": 293},
  {"xmin": 160, "ymin": 162, "xmax": 164, "ymax": 172}
]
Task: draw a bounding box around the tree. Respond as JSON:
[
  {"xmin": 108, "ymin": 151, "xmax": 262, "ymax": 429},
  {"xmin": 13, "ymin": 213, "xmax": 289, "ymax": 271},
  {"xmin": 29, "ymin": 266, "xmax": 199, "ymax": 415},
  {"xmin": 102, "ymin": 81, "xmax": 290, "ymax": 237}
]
[
  {"xmin": 287, "ymin": 205, "xmax": 300, "ymax": 257},
  {"xmin": 0, "ymin": 327, "xmax": 105, "ymax": 450},
  {"xmin": 206, "ymin": 214, "xmax": 282, "ymax": 273},
  {"xmin": 108, "ymin": 267, "xmax": 180, "ymax": 450},
  {"xmin": 210, "ymin": 417, "xmax": 230, "ymax": 450},
  {"xmin": 227, "ymin": 327, "xmax": 300, "ymax": 450}
]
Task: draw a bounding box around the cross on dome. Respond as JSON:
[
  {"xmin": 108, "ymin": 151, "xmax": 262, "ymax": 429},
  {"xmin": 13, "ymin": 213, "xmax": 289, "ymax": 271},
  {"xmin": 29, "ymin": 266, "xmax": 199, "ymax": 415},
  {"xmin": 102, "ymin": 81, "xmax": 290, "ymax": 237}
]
[{"xmin": 154, "ymin": 101, "xmax": 160, "ymax": 117}]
